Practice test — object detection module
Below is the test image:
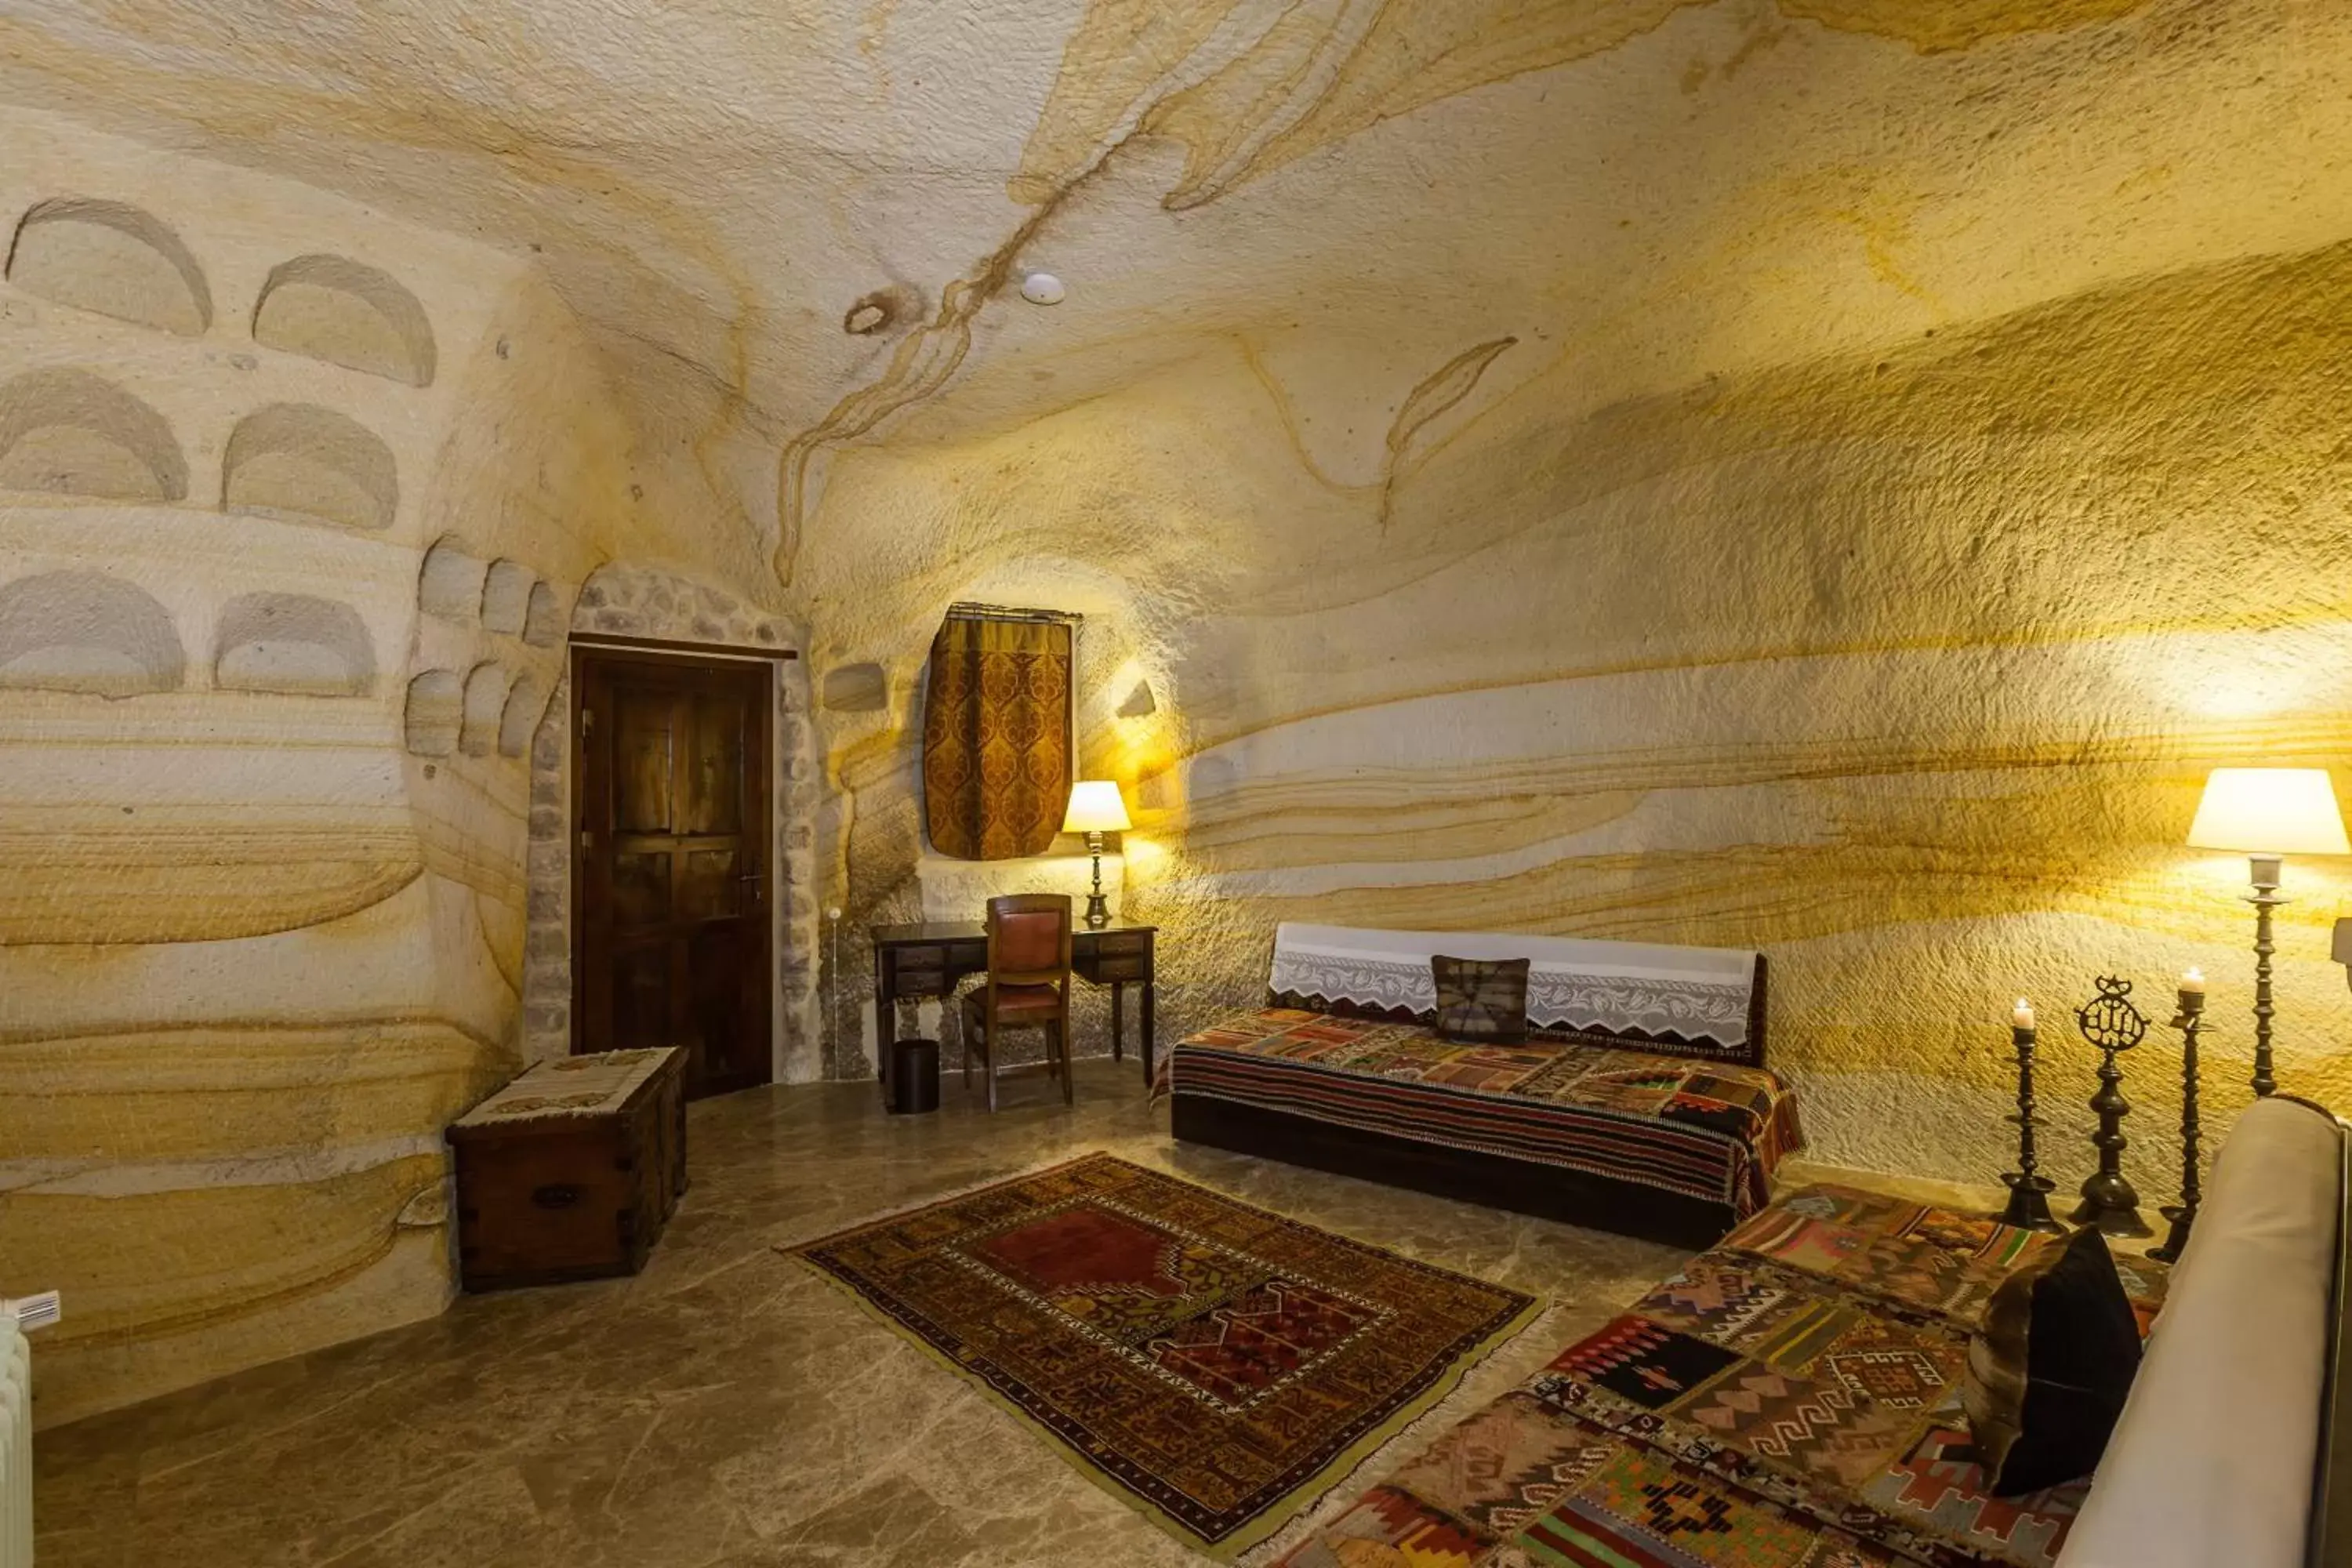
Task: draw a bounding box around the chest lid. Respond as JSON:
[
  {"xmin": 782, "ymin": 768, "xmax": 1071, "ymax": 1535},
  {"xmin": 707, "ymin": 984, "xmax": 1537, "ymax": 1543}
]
[{"xmin": 453, "ymin": 1047, "xmax": 677, "ymax": 1130}]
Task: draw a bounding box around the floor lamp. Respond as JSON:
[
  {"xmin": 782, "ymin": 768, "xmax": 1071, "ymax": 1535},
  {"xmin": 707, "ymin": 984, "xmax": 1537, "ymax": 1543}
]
[{"xmin": 2187, "ymin": 768, "xmax": 2350, "ymax": 1097}]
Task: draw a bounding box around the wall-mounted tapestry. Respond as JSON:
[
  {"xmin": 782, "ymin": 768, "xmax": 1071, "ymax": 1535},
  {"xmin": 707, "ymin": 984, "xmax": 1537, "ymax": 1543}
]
[{"xmin": 922, "ymin": 607, "xmax": 1073, "ymax": 860}]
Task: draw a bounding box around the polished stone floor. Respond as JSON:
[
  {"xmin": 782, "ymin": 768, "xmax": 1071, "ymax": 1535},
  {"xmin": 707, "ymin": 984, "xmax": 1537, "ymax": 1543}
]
[{"xmin": 33, "ymin": 1061, "xmax": 1895, "ymax": 1567}]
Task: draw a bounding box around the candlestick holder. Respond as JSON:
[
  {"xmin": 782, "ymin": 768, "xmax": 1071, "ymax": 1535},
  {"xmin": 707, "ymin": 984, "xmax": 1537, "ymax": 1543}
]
[
  {"xmin": 2149, "ymin": 984, "xmax": 2208, "ymax": 1263},
  {"xmin": 2071, "ymin": 976, "xmax": 2153, "ymax": 1238},
  {"xmin": 1997, "ymin": 1019, "xmax": 2063, "ymax": 1234}
]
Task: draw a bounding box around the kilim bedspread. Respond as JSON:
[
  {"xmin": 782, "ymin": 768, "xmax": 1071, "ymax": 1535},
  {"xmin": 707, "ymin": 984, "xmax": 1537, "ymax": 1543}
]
[
  {"xmin": 786, "ymin": 1153, "xmax": 1541, "ymax": 1559},
  {"xmin": 1277, "ymin": 1183, "xmax": 2171, "ymax": 1568},
  {"xmin": 1168, "ymin": 1007, "xmax": 1804, "ymax": 1218}
]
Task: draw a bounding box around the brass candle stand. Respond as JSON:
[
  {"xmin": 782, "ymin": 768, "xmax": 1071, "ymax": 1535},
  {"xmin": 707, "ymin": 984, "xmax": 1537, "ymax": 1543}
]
[
  {"xmin": 2150, "ymin": 980, "xmax": 2208, "ymax": 1264},
  {"xmin": 1997, "ymin": 1014, "xmax": 2063, "ymax": 1234},
  {"xmin": 2071, "ymin": 976, "xmax": 2153, "ymax": 1239}
]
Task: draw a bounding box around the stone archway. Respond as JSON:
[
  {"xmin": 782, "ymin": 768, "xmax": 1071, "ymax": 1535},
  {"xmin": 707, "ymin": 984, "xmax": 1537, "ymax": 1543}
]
[{"xmin": 519, "ymin": 564, "xmax": 822, "ymax": 1082}]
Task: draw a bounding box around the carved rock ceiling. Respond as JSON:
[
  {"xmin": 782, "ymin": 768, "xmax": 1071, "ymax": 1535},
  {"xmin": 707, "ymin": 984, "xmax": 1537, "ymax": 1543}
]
[{"xmin": 10, "ymin": 0, "xmax": 2340, "ymax": 586}]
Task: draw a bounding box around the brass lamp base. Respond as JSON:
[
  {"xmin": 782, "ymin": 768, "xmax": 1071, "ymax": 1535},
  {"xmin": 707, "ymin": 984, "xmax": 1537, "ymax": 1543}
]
[{"xmin": 1083, "ymin": 830, "xmax": 1111, "ymax": 929}]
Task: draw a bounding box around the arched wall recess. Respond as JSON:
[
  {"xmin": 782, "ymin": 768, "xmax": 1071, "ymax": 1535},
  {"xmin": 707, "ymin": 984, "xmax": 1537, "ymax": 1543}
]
[
  {"xmin": 222, "ymin": 403, "xmax": 398, "ymax": 532},
  {"xmin": 0, "ymin": 368, "xmax": 187, "ymax": 503},
  {"xmin": 252, "ymin": 254, "xmax": 437, "ymax": 387},
  {"xmin": 418, "ymin": 538, "xmax": 485, "ymax": 622},
  {"xmin": 481, "ymin": 560, "xmax": 533, "ymax": 636},
  {"xmin": 459, "ymin": 662, "xmax": 507, "ymax": 757},
  {"xmin": 821, "ymin": 662, "xmax": 887, "ymax": 713},
  {"xmin": 7, "ymin": 198, "xmax": 214, "ymax": 336},
  {"xmin": 0, "ymin": 571, "xmax": 185, "ymax": 696},
  {"xmin": 521, "ymin": 582, "xmax": 564, "ymax": 648},
  {"xmin": 405, "ymin": 670, "xmax": 460, "ymax": 756},
  {"xmin": 499, "ymin": 675, "xmax": 546, "ymax": 757},
  {"xmin": 213, "ymin": 592, "xmax": 376, "ymax": 696}
]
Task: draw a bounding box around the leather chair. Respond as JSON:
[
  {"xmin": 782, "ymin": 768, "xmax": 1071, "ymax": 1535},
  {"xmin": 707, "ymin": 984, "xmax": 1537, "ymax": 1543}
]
[{"xmin": 958, "ymin": 894, "xmax": 1075, "ymax": 1110}]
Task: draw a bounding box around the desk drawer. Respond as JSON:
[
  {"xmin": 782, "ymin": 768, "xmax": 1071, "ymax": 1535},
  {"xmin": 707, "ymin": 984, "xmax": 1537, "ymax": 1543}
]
[
  {"xmin": 1091, "ymin": 954, "xmax": 1151, "ymax": 982},
  {"xmin": 887, "ymin": 947, "xmax": 956, "ymax": 995},
  {"xmin": 1091, "ymin": 932, "xmax": 1152, "ymax": 958},
  {"xmin": 891, "ymin": 966, "xmax": 953, "ymax": 996}
]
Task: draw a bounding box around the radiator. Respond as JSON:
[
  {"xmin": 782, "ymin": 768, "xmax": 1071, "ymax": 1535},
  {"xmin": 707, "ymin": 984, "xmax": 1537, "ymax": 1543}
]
[{"xmin": 1, "ymin": 1293, "xmax": 59, "ymax": 1568}]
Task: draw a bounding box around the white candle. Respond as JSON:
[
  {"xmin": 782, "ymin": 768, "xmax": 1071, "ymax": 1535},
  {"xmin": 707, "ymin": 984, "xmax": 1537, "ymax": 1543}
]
[
  {"xmin": 2013, "ymin": 997, "xmax": 2035, "ymax": 1031},
  {"xmin": 2181, "ymin": 967, "xmax": 2206, "ymax": 997}
]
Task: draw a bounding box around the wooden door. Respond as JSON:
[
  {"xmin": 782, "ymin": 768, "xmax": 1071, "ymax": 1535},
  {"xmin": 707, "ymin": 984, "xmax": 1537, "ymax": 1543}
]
[{"xmin": 574, "ymin": 649, "xmax": 772, "ymax": 1098}]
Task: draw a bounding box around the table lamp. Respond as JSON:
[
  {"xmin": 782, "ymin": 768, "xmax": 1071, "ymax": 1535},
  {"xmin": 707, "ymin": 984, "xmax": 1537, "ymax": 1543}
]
[
  {"xmin": 1062, "ymin": 780, "xmax": 1131, "ymax": 930},
  {"xmin": 2187, "ymin": 767, "xmax": 2350, "ymax": 1096}
]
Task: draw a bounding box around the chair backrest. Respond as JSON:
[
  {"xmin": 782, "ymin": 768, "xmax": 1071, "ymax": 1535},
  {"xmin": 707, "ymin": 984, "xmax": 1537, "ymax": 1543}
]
[{"xmin": 985, "ymin": 894, "xmax": 1073, "ymax": 986}]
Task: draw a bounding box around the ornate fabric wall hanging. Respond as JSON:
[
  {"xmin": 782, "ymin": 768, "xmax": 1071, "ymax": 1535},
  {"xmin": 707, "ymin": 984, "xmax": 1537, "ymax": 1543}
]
[{"xmin": 922, "ymin": 608, "xmax": 1073, "ymax": 860}]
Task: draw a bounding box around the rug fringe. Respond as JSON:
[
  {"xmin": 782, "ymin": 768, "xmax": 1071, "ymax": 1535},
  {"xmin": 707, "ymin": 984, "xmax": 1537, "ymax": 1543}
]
[{"xmin": 1237, "ymin": 1300, "xmax": 1570, "ymax": 1568}]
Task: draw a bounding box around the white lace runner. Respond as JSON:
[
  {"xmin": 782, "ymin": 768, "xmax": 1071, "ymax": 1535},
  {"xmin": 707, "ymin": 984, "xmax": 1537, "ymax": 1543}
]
[{"xmin": 1268, "ymin": 923, "xmax": 1756, "ymax": 1050}]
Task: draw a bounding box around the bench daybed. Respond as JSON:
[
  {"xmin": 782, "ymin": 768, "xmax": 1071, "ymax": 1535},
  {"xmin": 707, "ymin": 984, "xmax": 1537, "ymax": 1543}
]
[
  {"xmin": 1277, "ymin": 1094, "xmax": 2352, "ymax": 1568},
  {"xmin": 1167, "ymin": 924, "xmax": 1799, "ymax": 1247}
]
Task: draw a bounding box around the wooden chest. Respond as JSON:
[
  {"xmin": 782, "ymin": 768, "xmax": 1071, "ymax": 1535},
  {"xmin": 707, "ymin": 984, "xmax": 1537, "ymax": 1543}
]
[{"xmin": 448, "ymin": 1047, "xmax": 688, "ymax": 1291}]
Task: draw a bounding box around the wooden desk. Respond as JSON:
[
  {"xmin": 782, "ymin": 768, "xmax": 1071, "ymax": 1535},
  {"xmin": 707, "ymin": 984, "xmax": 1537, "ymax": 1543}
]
[{"xmin": 871, "ymin": 920, "xmax": 1158, "ymax": 1102}]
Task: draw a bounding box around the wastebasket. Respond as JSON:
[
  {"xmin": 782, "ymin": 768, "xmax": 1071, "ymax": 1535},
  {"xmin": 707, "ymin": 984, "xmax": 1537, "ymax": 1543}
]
[{"xmin": 889, "ymin": 1036, "xmax": 940, "ymax": 1115}]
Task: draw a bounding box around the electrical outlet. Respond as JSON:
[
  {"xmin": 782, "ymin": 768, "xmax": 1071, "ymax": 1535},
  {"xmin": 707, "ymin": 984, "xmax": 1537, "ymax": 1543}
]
[{"xmin": 3, "ymin": 1290, "xmax": 60, "ymax": 1331}]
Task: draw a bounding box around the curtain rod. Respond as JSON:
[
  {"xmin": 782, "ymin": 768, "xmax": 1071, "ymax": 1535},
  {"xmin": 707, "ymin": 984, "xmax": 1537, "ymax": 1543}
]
[{"xmin": 944, "ymin": 602, "xmax": 1084, "ymax": 625}]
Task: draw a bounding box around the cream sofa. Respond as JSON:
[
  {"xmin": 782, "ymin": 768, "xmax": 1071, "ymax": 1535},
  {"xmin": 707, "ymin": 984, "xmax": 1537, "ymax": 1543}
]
[{"xmin": 2067, "ymin": 1094, "xmax": 2348, "ymax": 1566}]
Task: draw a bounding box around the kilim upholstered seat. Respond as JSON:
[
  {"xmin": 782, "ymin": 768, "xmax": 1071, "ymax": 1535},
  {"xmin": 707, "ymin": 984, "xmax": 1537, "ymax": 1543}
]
[{"xmin": 1167, "ymin": 923, "xmax": 1796, "ymax": 1246}]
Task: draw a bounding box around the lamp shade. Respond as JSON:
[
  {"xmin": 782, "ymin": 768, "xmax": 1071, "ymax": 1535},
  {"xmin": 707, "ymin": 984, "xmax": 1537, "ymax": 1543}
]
[
  {"xmin": 1062, "ymin": 780, "xmax": 1131, "ymax": 834},
  {"xmin": 2187, "ymin": 768, "xmax": 2350, "ymax": 855}
]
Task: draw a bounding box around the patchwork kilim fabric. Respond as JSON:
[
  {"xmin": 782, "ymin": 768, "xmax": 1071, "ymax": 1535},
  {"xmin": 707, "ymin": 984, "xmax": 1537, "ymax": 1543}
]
[
  {"xmin": 786, "ymin": 1153, "xmax": 1540, "ymax": 1558},
  {"xmin": 1169, "ymin": 1007, "xmax": 1803, "ymax": 1216},
  {"xmin": 1278, "ymin": 1184, "xmax": 2171, "ymax": 1568}
]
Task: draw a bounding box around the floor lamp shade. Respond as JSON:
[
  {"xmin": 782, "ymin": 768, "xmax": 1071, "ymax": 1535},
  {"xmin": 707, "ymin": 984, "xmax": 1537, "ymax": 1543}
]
[
  {"xmin": 2187, "ymin": 768, "xmax": 2350, "ymax": 857},
  {"xmin": 2185, "ymin": 768, "xmax": 2348, "ymax": 1102}
]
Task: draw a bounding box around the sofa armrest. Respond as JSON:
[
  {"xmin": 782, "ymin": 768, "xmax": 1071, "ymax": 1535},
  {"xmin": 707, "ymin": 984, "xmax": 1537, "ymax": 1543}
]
[{"xmin": 2062, "ymin": 1096, "xmax": 2343, "ymax": 1568}]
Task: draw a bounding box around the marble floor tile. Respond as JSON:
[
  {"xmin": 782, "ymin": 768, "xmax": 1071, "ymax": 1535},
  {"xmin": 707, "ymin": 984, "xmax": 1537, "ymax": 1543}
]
[{"xmin": 34, "ymin": 1058, "xmax": 1924, "ymax": 1566}]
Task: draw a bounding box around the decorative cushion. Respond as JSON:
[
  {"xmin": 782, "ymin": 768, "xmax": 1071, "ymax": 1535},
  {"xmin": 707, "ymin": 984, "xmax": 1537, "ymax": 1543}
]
[
  {"xmin": 1431, "ymin": 956, "xmax": 1530, "ymax": 1045},
  {"xmin": 1962, "ymin": 1224, "xmax": 2143, "ymax": 1495}
]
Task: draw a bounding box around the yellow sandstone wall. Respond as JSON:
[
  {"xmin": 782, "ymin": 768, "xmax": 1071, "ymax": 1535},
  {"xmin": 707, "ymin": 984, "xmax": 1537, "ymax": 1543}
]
[
  {"xmin": 787, "ymin": 0, "xmax": 2352, "ymax": 1190},
  {"xmin": 0, "ymin": 109, "xmax": 757, "ymax": 1425}
]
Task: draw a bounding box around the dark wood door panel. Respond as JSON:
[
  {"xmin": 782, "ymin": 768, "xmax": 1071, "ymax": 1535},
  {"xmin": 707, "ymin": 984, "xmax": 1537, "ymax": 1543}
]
[
  {"xmin": 688, "ymin": 922, "xmax": 755, "ymax": 1092},
  {"xmin": 615, "ymin": 688, "xmax": 677, "ymax": 833},
  {"xmin": 677, "ymin": 847, "xmax": 741, "ymax": 922},
  {"xmin": 612, "ymin": 851, "xmax": 670, "ymax": 927},
  {"xmin": 681, "ymin": 689, "xmax": 744, "ymax": 836},
  {"xmin": 575, "ymin": 648, "xmax": 773, "ymax": 1099}
]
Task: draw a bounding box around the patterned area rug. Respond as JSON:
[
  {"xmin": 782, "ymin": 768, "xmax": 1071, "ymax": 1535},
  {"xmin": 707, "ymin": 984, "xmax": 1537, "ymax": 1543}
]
[
  {"xmin": 1276, "ymin": 1184, "xmax": 2173, "ymax": 1568},
  {"xmin": 786, "ymin": 1153, "xmax": 1541, "ymax": 1559}
]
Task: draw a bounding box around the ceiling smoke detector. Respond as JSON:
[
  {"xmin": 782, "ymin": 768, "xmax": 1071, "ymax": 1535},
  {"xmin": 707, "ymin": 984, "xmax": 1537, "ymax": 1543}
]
[{"xmin": 1020, "ymin": 270, "xmax": 1065, "ymax": 306}]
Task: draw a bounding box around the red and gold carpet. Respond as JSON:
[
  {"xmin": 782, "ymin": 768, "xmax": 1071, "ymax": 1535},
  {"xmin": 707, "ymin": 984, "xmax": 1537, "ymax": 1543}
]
[{"xmin": 786, "ymin": 1153, "xmax": 1541, "ymax": 1558}]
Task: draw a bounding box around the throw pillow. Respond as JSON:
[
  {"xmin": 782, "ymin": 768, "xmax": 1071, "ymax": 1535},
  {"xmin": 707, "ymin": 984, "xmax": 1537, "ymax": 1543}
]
[
  {"xmin": 1962, "ymin": 1225, "xmax": 2143, "ymax": 1495},
  {"xmin": 1432, "ymin": 956, "xmax": 1530, "ymax": 1045}
]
